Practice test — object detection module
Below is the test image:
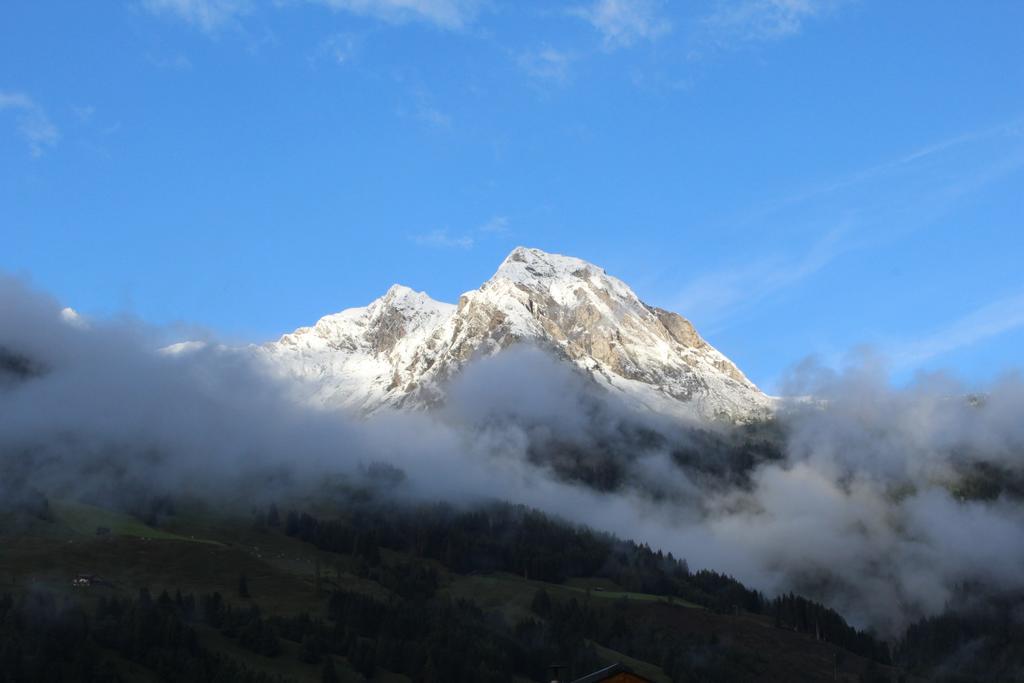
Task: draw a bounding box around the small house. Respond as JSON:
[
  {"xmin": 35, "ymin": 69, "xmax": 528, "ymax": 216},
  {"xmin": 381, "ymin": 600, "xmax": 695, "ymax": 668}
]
[
  {"xmin": 72, "ymin": 574, "xmax": 99, "ymax": 587},
  {"xmin": 570, "ymin": 663, "xmax": 653, "ymax": 683}
]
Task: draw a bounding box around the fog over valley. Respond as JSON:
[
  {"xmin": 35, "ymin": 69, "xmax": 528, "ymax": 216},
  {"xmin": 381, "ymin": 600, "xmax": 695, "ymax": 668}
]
[
  {"xmin": 4, "ymin": 271, "xmax": 1024, "ymax": 640},
  {"xmin": 5, "ymin": 4, "xmax": 1022, "ymax": 679}
]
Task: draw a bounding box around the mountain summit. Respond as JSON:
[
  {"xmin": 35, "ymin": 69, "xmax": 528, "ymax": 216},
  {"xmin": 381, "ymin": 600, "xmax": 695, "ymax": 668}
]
[{"xmin": 259, "ymin": 247, "xmax": 772, "ymax": 422}]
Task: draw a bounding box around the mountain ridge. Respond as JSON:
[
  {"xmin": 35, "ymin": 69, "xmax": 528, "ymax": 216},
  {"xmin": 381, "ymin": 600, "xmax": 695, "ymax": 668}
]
[{"xmin": 257, "ymin": 247, "xmax": 773, "ymax": 423}]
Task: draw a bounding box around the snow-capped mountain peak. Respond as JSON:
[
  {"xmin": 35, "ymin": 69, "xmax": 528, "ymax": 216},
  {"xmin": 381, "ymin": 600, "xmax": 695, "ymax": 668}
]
[
  {"xmin": 495, "ymin": 246, "xmax": 604, "ymax": 283},
  {"xmin": 490, "ymin": 246, "xmax": 638, "ymax": 306},
  {"xmin": 279, "ymin": 284, "xmax": 453, "ymax": 350},
  {"xmin": 259, "ymin": 247, "xmax": 772, "ymax": 422}
]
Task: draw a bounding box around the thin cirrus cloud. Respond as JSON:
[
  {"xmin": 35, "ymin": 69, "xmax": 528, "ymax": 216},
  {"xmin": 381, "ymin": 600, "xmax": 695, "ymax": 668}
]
[
  {"xmin": 141, "ymin": 0, "xmax": 252, "ymax": 32},
  {"xmin": 478, "ymin": 216, "xmax": 509, "ymax": 234},
  {"xmin": 702, "ymin": 0, "xmax": 843, "ymax": 45},
  {"xmin": 412, "ymin": 216, "xmax": 512, "ymax": 249},
  {"xmin": 517, "ymin": 46, "xmax": 575, "ymax": 83},
  {"xmin": 890, "ymin": 290, "xmax": 1024, "ymax": 369},
  {"xmin": 0, "ymin": 91, "xmax": 60, "ymax": 157},
  {"xmin": 412, "ymin": 229, "xmax": 475, "ymax": 249},
  {"xmin": 762, "ymin": 119, "xmax": 1024, "ymax": 215},
  {"xmin": 403, "ymin": 88, "xmax": 453, "ymax": 128},
  {"xmin": 311, "ymin": 0, "xmax": 483, "ymax": 30},
  {"xmin": 315, "ymin": 32, "xmax": 360, "ymax": 64},
  {"xmin": 142, "ymin": 0, "xmax": 483, "ymax": 31},
  {"xmin": 673, "ymin": 118, "xmax": 1024, "ymax": 333},
  {"xmin": 415, "ymin": 103, "xmax": 452, "ymax": 128},
  {"xmin": 570, "ymin": 0, "xmax": 672, "ymax": 49},
  {"xmin": 673, "ymin": 228, "xmax": 845, "ymax": 331}
]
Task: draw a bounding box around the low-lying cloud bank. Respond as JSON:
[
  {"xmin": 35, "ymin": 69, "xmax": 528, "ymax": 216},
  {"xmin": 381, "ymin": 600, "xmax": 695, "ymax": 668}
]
[{"xmin": 2, "ymin": 274, "xmax": 1023, "ymax": 637}]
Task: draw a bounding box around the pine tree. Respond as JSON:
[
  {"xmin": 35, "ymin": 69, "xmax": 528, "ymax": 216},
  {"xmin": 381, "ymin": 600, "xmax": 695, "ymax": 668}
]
[
  {"xmin": 321, "ymin": 657, "xmax": 340, "ymax": 683},
  {"xmin": 531, "ymin": 589, "xmax": 552, "ymax": 617}
]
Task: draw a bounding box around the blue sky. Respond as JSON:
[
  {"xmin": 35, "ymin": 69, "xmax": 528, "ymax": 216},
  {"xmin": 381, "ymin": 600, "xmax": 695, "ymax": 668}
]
[{"xmin": 2, "ymin": 0, "xmax": 1023, "ymax": 393}]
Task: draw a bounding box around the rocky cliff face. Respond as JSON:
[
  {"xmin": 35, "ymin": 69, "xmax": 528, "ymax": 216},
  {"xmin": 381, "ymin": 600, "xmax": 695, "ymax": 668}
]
[{"xmin": 258, "ymin": 247, "xmax": 773, "ymax": 422}]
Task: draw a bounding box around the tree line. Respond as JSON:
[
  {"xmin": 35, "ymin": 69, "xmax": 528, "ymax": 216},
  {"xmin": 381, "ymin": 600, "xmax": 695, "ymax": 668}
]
[{"xmin": 280, "ymin": 501, "xmax": 890, "ymax": 664}]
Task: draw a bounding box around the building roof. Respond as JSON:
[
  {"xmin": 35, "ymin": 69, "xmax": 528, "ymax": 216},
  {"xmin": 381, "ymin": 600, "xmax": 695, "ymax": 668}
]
[{"xmin": 570, "ymin": 663, "xmax": 652, "ymax": 683}]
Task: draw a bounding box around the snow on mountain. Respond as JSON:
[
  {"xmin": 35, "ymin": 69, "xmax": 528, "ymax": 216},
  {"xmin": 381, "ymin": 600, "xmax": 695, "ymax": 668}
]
[
  {"xmin": 258, "ymin": 247, "xmax": 772, "ymax": 423},
  {"xmin": 255, "ymin": 284, "xmax": 455, "ymax": 413}
]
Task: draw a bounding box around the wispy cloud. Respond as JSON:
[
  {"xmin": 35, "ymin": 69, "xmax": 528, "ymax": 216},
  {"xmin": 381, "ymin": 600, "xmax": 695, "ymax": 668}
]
[
  {"xmin": 571, "ymin": 0, "xmax": 671, "ymax": 49},
  {"xmin": 891, "ymin": 291, "xmax": 1024, "ymax": 368},
  {"xmin": 73, "ymin": 105, "xmax": 96, "ymax": 123},
  {"xmin": 479, "ymin": 215, "xmax": 509, "ymax": 234},
  {"xmin": 412, "ymin": 216, "xmax": 511, "ymax": 249},
  {"xmin": 416, "ymin": 103, "xmax": 452, "ymax": 128},
  {"xmin": 397, "ymin": 87, "xmax": 453, "ymax": 128},
  {"xmin": 0, "ymin": 91, "xmax": 59, "ymax": 157},
  {"xmin": 518, "ymin": 46, "xmax": 574, "ymax": 83},
  {"xmin": 674, "ymin": 119, "xmax": 1024, "ymax": 369},
  {"xmin": 412, "ymin": 228, "xmax": 475, "ymax": 249},
  {"xmin": 310, "ymin": 0, "xmax": 483, "ymax": 30},
  {"xmin": 703, "ymin": 0, "xmax": 842, "ymax": 45},
  {"xmin": 145, "ymin": 52, "xmax": 194, "ymax": 69},
  {"xmin": 141, "ymin": 0, "xmax": 251, "ymax": 32},
  {"xmin": 772, "ymin": 119, "xmax": 1024, "ymax": 212},
  {"xmin": 699, "ymin": 118, "xmax": 1024, "ymax": 268},
  {"xmin": 316, "ymin": 32, "xmax": 360, "ymax": 65},
  {"xmin": 674, "ymin": 229, "xmax": 845, "ymax": 328},
  {"xmin": 143, "ymin": 0, "xmax": 481, "ymax": 33}
]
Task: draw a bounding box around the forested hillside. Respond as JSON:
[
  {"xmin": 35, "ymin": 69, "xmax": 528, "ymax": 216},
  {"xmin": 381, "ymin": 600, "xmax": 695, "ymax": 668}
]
[{"xmin": 0, "ymin": 492, "xmax": 906, "ymax": 682}]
